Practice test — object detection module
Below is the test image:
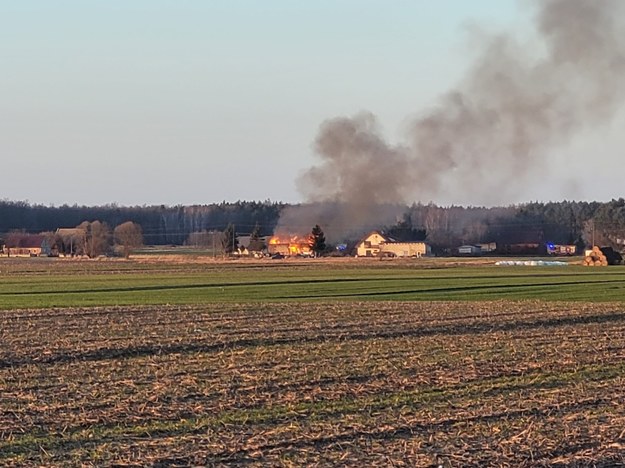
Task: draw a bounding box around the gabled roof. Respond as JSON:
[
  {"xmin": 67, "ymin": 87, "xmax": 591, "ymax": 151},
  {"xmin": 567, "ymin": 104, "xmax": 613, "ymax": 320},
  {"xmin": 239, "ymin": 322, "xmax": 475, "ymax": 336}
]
[
  {"xmin": 56, "ymin": 228, "xmax": 86, "ymax": 237},
  {"xmin": 356, "ymin": 230, "xmax": 391, "ymax": 246},
  {"xmin": 360, "ymin": 230, "xmax": 422, "ymax": 244}
]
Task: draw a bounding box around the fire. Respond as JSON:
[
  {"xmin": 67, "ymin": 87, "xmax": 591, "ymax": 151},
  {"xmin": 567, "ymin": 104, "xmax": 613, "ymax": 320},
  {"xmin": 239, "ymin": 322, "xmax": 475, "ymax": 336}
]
[{"xmin": 268, "ymin": 234, "xmax": 313, "ymax": 257}]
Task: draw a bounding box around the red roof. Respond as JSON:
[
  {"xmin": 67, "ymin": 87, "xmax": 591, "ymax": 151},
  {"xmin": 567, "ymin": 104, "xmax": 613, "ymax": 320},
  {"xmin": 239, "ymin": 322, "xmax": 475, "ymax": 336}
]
[{"xmin": 6, "ymin": 234, "xmax": 45, "ymax": 249}]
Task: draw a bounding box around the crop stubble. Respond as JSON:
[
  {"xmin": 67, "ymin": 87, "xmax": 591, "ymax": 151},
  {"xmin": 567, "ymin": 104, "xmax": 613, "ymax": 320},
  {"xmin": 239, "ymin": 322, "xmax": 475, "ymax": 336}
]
[{"xmin": 2, "ymin": 301, "xmax": 625, "ymax": 466}]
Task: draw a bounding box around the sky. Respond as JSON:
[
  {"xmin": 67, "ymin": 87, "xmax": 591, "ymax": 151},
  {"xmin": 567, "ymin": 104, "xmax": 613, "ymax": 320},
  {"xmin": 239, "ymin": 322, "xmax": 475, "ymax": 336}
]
[{"xmin": 2, "ymin": 1, "xmax": 623, "ymax": 207}]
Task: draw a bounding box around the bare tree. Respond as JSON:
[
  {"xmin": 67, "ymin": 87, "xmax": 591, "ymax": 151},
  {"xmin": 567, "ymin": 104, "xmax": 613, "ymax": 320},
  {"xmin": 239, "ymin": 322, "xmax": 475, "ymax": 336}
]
[
  {"xmin": 78, "ymin": 220, "xmax": 112, "ymax": 258},
  {"xmin": 114, "ymin": 221, "xmax": 143, "ymax": 259},
  {"xmin": 222, "ymin": 223, "xmax": 238, "ymax": 255},
  {"xmin": 56, "ymin": 228, "xmax": 87, "ymax": 256},
  {"xmin": 248, "ymin": 223, "xmax": 265, "ymax": 252}
]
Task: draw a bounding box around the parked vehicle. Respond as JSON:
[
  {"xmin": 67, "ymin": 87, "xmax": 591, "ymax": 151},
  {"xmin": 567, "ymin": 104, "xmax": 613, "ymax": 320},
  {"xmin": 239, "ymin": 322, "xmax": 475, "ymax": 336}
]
[{"xmin": 546, "ymin": 243, "xmax": 576, "ymax": 256}]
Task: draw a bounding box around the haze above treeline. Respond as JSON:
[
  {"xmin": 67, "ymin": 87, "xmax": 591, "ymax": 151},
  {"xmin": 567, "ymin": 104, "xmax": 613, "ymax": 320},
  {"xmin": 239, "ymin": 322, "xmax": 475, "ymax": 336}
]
[{"xmin": 2, "ymin": 199, "xmax": 625, "ymax": 251}]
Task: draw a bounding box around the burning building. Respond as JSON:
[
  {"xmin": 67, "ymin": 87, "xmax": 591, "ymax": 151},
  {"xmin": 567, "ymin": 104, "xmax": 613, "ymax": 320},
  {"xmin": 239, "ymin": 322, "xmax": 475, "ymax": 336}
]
[{"xmin": 267, "ymin": 235, "xmax": 313, "ymax": 257}]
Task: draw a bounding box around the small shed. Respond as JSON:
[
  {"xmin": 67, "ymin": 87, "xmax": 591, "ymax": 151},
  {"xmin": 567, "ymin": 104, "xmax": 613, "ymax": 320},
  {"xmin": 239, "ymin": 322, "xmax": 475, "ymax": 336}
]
[{"xmin": 458, "ymin": 245, "xmax": 482, "ymax": 256}]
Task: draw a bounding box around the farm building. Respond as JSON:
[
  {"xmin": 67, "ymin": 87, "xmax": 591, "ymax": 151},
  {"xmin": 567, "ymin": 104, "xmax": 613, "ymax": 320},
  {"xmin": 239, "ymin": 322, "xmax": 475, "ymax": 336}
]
[
  {"xmin": 56, "ymin": 227, "xmax": 86, "ymax": 239},
  {"xmin": 355, "ymin": 231, "xmax": 430, "ymax": 258},
  {"xmin": 477, "ymin": 242, "xmax": 497, "ymax": 253},
  {"xmin": 4, "ymin": 234, "xmax": 51, "ymax": 257},
  {"xmin": 457, "ymin": 245, "xmax": 482, "ymax": 256},
  {"xmin": 267, "ymin": 235, "xmax": 313, "ymax": 257}
]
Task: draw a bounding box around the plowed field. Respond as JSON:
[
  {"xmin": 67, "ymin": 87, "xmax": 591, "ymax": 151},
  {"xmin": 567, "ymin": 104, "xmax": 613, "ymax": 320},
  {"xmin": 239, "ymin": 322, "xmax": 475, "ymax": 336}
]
[{"xmin": 3, "ymin": 301, "xmax": 625, "ymax": 466}]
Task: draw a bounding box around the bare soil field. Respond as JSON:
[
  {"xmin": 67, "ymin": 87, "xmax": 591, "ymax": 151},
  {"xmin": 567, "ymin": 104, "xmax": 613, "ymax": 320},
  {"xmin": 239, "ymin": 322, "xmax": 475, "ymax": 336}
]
[{"xmin": 2, "ymin": 301, "xmax": 625, "ymax": 466}]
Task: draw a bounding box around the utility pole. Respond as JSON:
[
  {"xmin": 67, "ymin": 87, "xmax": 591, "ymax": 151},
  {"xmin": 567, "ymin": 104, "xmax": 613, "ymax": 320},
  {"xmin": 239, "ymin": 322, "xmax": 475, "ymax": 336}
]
[{"xmin": 592, "ymin": 219, "xmax": 596, "ymax": 247}]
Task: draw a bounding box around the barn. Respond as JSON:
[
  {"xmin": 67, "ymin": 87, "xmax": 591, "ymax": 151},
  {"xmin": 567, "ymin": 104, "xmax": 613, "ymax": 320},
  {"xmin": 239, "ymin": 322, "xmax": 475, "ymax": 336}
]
[{"xmin": 4, "ymin": 234, "xmax": 50, "ymax": 257}]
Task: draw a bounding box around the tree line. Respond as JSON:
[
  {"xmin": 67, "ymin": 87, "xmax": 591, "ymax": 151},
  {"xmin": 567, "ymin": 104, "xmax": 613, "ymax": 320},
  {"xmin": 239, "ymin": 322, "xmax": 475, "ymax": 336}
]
[
  {"xmin": 0, "ymin": 200, "xmax": 284, "ymax": 245},
  {"xmin": 395, "ymin": 200, "xmax": 625, "ymax": 252},
  {"xmin": 2, "ymin": 199, "xmax": 625, "ymax": 252}
]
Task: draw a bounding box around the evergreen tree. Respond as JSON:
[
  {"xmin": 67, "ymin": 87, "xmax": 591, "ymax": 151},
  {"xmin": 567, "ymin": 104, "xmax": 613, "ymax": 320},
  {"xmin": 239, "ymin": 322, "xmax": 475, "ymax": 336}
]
[
  {"xmin": 309, "ymin": 224, "xmax": 326, "ymax": 257},
  {"xmin": 222, "ymin": 223, "xmax": 238, "ymax": 254},
  {"xmin": 248, "ymin": 222, "xmax": 265, "ymax": 252},
  {"xmin": 386, "ymin": 214, "xmax": 427, "ymax": 242}
]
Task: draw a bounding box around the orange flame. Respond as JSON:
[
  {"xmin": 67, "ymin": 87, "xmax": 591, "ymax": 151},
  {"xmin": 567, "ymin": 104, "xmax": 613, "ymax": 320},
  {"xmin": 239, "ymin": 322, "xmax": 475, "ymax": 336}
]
[{"xmin": 268, "ymin": 234, "xmax": 313, "ymax": 256}]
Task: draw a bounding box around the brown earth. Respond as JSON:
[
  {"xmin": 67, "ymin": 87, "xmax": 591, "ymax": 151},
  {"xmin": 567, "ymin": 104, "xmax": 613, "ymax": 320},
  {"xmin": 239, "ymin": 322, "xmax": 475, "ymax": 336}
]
[{"xmin": 2, "ymin": 301, "xmax": 625, "ymax": 466}]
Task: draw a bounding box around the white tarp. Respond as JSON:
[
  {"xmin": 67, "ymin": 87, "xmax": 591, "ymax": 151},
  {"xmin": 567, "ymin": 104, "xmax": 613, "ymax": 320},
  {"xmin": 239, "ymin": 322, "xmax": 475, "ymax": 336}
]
[{"xmin": 495, "ymin": 260, "xmax": 568, "ymax": 267}]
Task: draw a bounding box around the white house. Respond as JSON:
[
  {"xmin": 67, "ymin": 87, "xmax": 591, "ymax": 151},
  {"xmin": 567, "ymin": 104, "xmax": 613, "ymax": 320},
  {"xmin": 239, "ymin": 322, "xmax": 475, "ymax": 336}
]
[
  {"xmin": 355, "ymin": 231, "xmax": 388, "ymax": 257},
  {"xmin": 355, "ymin": 231, "xmax": 430, "ymax": 258}
]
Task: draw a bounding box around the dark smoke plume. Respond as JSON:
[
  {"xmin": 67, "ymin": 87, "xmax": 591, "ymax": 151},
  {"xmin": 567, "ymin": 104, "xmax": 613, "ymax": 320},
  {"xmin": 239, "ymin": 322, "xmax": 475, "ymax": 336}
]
[{"xmin": 277, "ymin": 0, "xmax": 625, "ymax": 242}]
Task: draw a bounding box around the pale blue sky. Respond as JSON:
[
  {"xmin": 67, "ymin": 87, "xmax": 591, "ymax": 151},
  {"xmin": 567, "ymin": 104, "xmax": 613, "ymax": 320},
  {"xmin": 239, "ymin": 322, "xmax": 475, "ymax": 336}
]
[{"xmin": 2, "ymin": 1, "xmax": 622, "ymax": 206}]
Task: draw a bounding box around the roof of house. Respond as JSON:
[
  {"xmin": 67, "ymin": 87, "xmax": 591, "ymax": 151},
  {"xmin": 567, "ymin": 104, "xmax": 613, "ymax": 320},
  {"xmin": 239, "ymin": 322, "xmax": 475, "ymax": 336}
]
[
  {"xmin": 6, "ymin": 234, "xmax": 45, "ymax": 249},
  {"xmin": 56, "ymin": 228, "xmax": 86, "ymax": 237},
  {"xmin": 356, "ymin": 230, "xmax": 391, "ymax": 245},
  {"xmin": 385, "ymin": 241, "xmax": 428, "ymax": 246},
  {"xmin": 357, "ymin": 230, "xmax": 430, "ymax": 246}
]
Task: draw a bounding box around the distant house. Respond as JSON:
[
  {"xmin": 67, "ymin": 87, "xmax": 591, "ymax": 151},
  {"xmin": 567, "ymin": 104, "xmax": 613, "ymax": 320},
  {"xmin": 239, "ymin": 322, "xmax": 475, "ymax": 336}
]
[
  {"xmin": 355, "ymin": 231, "xmax": 388, "ymax": 257},
  {"xmin": 477, "ymin": 242, "xmax": 497, "ymax": 253},
  {"xmin": 5, "ymin": 234, "xmax": 51, "ymax": 257},
  {"xmin": 355, "ymin": 231, "xmax": 430, "ymax": 258}
]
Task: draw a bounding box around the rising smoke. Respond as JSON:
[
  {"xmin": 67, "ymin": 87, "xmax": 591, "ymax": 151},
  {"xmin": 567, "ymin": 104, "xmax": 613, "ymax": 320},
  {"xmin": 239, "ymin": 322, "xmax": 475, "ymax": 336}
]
[{"xmin": 277, "ymin": 0, "xmax": 625, "ymax": 242}]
